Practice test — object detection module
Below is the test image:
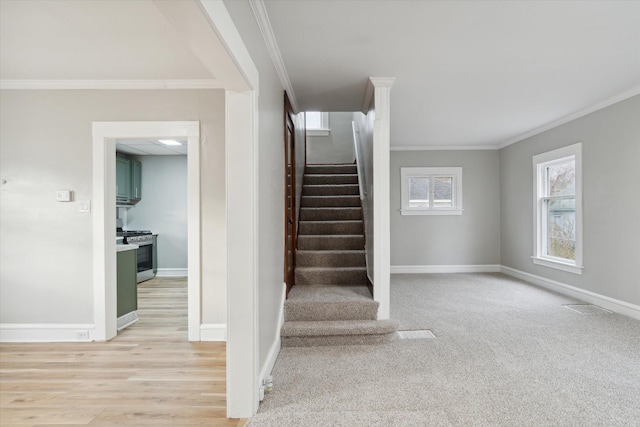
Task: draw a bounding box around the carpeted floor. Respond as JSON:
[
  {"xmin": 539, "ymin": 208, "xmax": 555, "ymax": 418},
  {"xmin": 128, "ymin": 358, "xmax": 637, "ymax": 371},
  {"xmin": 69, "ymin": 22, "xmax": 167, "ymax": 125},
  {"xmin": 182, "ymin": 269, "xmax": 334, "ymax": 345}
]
[{"xmin": 249, "ymin": 273, "xmax": 640, "ymax": 426}]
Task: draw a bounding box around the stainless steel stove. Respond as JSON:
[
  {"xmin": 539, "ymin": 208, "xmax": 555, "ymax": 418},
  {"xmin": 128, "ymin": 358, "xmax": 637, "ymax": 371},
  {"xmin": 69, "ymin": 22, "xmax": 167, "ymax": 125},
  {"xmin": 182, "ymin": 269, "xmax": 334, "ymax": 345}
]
[{"xmin": 117, "ymin": 228, "xmax": 155, "ymax": 283}]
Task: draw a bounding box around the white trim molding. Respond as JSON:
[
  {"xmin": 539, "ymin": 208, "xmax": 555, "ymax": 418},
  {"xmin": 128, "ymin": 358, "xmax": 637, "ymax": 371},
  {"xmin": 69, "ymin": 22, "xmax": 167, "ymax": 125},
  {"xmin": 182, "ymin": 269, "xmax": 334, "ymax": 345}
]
[
  {"xmin": 501, "ymin": 266, "xmax": 640, "ymax": 321},
  {"xmin": 117, "ymin": 312, "xmax": 139, "ymax": 331},
  {"xmin": 0, "ymin": 79, "xmax": 221, "ymax": 90},
  {"xmin": 391, "ymin": 145, "xmax": 498, "ymax": 151},
  {"xmin": 155, "ymin": 268, "xmax": 189, "ymax": 278},
  {"xmin": 0, "ymin": 324, "xmax": 96, "ymax": 343},
  {"xmin": 249, "ymin": 0, "xmax": 298, "ymax": 112},
  {"xmin": 391, "ymin": 265, "xmax": 501, "ymax": 274},
  {"xmin": 258, "ymin": 282, "xmax": 286, "ymax": 398},
  {"xmin": 200, "ymin": 324, "xmax": 227, "ymax": 341},
  {"xmin": 498, "ymin": 85, "xmax": 640, "ymax": 149}
]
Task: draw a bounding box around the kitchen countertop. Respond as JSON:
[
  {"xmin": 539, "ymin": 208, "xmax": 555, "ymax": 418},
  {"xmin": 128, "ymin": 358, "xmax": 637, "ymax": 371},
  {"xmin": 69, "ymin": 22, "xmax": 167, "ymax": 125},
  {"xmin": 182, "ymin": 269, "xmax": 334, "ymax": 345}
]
[{"xmin": 116, "ymin": 244, "xmax": 139, "ymax": 252}]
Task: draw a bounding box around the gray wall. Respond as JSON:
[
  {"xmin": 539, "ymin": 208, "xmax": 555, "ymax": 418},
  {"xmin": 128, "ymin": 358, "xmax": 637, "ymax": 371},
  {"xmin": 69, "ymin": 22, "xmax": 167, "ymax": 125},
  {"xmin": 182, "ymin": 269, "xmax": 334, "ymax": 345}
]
[
  {"xmin": 390, "ymin": 150, "xmax": 501, "ymax": 266},
  {"xmin": 224, "ymin": 0, "xmax": 305, "ymax": 374},
  {"xmin": 307, "ymin": 112, "xmax": 355, "ymax": 164},
  {"xmin": 127, "ymin": 155, "xmax": 188, "ymax": 269},
  {"xmin": 500, "ymin": 95, "xmax": 640, "ymax": 306},
  {"xmin": 0, "ymin": 89, "xmax": 227, "ymax": 325}
]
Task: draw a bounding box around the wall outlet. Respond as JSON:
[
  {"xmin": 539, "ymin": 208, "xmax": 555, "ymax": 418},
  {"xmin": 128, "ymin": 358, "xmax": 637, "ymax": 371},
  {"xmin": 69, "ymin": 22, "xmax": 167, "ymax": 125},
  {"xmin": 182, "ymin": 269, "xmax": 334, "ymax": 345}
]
[{"xmin": 76, "ymin": 330, "xmax": 90, "ymax": 340}]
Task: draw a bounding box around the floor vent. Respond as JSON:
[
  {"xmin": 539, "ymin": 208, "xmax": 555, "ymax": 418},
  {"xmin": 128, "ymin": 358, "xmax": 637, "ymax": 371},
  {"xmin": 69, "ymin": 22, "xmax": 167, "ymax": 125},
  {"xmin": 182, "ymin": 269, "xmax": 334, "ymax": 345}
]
[
  {"xmin": 563, "ymin": 304, "xmax": 612, "ymax": 314},
  {"xmin": 398, "ymin": 329, "xmax": 436, "ymax": 339}
]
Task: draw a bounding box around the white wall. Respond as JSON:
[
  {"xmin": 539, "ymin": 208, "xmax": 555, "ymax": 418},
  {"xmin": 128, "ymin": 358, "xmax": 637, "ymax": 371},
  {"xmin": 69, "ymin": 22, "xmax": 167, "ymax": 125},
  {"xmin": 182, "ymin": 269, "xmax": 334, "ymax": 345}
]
[
  {"xmin": 0, "ymin": 89, "xmax": 226, "ymax": 327},
  {"xmin": 307, "ymin": 112, "xmax": 355, "ymax": 164},
  {"xmin": 500, "ymin": 95, "xmax": 640, "ymax": 306},
  {"xmin": 126, "ymin": 155, "xmax": 188, "ymax": 269},
  {"xmin": 354, "ymin": 110, "xmax": 375, "ymax": 281},
  {"xmin": 390, "ymin": 150, "xmax": 501, "ymax": 267}
]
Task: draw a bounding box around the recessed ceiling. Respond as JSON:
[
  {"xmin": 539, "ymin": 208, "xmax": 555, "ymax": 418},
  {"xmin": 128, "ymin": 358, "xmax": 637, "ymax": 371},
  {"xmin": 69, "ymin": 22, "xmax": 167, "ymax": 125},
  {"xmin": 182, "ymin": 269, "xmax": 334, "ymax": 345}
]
[
  {"xmin": 259, "ymin": 0, "xmax": 640, "ymax": 148},
  {"xmin": 116, "ymin": 139, "xmax": 188, "ymax": 156}
]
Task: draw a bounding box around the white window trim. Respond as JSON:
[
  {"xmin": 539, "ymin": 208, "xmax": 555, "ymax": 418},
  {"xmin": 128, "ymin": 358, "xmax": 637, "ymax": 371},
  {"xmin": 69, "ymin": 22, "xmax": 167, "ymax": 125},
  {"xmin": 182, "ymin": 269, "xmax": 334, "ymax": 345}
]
[
  {"xmin": 400, "ymin": 167, "xmax": 463, "ymax": 216},
  {"xmin": 532, "ymin": 142, "xmax": 583, "ymax": 275},
  {"xmin": 306, "ymin": 112, "xmax": 330, "ymax": 136}
]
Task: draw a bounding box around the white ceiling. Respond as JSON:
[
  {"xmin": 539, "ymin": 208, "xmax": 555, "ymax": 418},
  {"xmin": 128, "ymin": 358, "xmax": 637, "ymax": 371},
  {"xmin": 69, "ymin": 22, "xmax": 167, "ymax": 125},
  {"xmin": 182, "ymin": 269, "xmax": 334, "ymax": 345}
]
[
  {"xmin": 0, "ymin": 0, "xmax": 214, "ymax": 81},
  {"xmin": 116, "ymin": 139, "xmax": 188, "ymax": 156},
  {"xmin": 2, "ymin": 1, "xmax": 639, "ymax": 149},
  {"xmin": 263, "ymin": 0, "xmax": 640, "ymax": 148}
]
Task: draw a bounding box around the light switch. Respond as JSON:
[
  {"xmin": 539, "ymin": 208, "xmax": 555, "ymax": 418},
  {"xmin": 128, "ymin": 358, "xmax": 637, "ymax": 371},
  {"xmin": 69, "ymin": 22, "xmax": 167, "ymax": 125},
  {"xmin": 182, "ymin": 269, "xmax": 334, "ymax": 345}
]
[
  {"xmin": 78, "ymin": 200, "xmax": 91, "ymax": 213},
  {"xmin": 56, "ymin": 190, "xmax": 72, "ymax": 202}
]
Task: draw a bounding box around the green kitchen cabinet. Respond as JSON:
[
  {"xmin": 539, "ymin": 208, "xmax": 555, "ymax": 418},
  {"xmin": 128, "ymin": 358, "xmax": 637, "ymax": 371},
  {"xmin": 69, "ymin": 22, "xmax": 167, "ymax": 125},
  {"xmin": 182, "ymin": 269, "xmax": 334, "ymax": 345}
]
[
  {"xmin": 130, "ymin": 159, "xmax": 142, "ymax": 201},
  {"xmin": 116, "ymin": 157, "xmax": 131, "ymax": 200},
  {"xmin": 117, "ymin": 248, "xmax": 137, "ymax": 318}
]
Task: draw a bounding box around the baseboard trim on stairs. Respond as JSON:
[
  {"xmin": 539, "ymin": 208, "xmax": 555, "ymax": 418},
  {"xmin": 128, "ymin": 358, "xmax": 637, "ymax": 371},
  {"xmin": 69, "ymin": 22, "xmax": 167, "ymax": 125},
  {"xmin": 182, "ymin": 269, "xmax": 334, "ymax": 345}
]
[
  {"xmin": 500, "ymin": 265, "xmax": 640, "ymax": 321},
  {"xmin": 391, "ymin": 265, "xmax": 501, "ymax": 274},
  {"xmin": 259, "ymin": 282, "xmax": 286, "ymax": 391}
]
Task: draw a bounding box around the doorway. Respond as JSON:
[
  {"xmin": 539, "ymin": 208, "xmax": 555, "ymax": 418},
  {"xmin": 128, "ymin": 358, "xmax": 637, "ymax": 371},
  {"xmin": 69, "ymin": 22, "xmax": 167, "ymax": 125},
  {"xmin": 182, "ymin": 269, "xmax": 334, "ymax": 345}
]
[
  {"xmin": 284, "ymin": 94, "xmax": 297, "ymax": 296},
  {"xmin": 92, "ymin": 121, "xmax": 201, "ymax": 342}
]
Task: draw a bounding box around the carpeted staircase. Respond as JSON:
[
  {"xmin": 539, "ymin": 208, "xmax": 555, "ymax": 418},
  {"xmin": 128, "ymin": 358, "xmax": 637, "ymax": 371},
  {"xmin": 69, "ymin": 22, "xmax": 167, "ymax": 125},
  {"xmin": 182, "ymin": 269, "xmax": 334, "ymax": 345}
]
[{"xmin": 281, "ymin": 164, "xmax": 399, "ymax": 347}]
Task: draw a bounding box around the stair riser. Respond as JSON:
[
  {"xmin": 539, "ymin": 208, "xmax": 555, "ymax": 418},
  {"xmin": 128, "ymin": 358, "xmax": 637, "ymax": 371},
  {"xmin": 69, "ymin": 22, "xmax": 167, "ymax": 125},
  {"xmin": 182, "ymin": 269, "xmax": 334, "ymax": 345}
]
[
  {"xmin": 296, "ymin": 251, "xmax": 365, "ymax": 267},
  {"xmin": 299, "ymin": 208, "xmax": 362, "ymax": 221},
  {"xmin": 282, "ymin": 333, "xmax": 395, "ymax": 347},
  {"xmin": 297, "ymin": 236, "xmax": 364, "ymax": 250},
  {"xmin": 306, "ymin": 165, "xmax": 357, "ymax": 174},
  {"xmin": 295, "ymin": 269, "xmax": 368, "ymax": 286},
  {"xmin": 304, "ymin": 174, "xmax": 358, "ymax": 185},
  {"xmin": 298, "ymin": 221, "xmax": 363, "ymax": 235},
  {"xmin": 302, "ymin": 196, "xmax": 360, "ymax": 207},
  {"xmin": 303, "ymin": 185, "xmax": 360, "ymax": 196},
  {"xmin": 285, "ymin": 302, "xmax": 377, "ymax": 321}
]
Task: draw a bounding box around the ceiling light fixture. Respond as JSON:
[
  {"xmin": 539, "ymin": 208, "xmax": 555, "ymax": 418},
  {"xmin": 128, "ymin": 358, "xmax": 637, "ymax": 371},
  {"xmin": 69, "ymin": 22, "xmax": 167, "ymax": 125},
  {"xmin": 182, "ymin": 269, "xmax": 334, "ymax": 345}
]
[{"xmin": 158, "ymin": 139, "xmax": 182, "ymax": 146}]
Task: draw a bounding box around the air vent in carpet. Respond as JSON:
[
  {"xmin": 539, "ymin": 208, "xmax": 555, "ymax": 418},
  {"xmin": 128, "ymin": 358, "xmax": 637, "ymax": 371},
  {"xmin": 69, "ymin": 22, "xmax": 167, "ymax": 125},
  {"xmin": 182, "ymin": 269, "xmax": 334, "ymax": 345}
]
[
  {"xmin": 398, "ymin": 330, "xmax": 435, "ymax": 339},
  {"xmin": 563, "ymin": 304, "xmax": 612, "ymax": 314}
]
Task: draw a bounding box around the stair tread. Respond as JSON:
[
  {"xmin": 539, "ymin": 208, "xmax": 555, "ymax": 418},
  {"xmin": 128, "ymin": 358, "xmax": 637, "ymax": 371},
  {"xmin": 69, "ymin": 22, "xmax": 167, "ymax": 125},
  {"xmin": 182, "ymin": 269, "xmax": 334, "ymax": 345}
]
[
  {"xmin": 287, "ymin": 285, "xmax": 372, "ymax": 303},
  {"xmin": 281, "ymin": 319, "xmax": 399, "ymax": 337},
  {"xmin": 296, "ymin": 266, "xmax": 366, "ymax": 271}
]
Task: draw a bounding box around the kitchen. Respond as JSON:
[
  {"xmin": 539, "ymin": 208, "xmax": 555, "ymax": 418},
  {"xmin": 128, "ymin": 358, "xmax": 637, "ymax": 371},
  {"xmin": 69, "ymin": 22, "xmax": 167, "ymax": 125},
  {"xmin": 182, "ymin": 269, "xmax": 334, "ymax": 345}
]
[{"xmin": 115, "ymin": 138, "xmax": 188, "ymax": 331}]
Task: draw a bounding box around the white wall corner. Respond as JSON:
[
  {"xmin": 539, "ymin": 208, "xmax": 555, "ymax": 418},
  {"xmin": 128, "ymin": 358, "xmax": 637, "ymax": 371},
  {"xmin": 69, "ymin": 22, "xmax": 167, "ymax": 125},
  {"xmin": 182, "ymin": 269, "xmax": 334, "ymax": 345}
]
[
  {"xmin": 200, "ymin": 323, "xmax": 228, "ymax": 341},
  {"xmin": 500, "ymin": 266, "xmax": 640, "ymax": 321},
  {"xmin": 391, "ymin": 265, "xmax": 502, "ymax": 274},
  {"xmin": 249, "ymin": 0, "xmax": 298, "ymax": 112},
  {"xmin": 0, "ymin": 324, "xmax": 96, "ymax": 343}
]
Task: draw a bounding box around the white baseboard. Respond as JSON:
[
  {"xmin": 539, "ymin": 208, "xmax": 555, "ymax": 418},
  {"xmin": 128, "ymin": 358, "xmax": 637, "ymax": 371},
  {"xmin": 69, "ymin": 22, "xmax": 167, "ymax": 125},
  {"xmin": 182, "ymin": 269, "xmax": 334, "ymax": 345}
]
[
  {"xmin": 156, "ymin": 268, "xmax": 188, "ymax": 277},
  {"xmin": 500, "ymin": 265, "xmax": 640, "ymax": 321},
  {"xmin": 391, "ymin": 264, "xmax": 501, "ymax": 274},
  {"xmin": 200, "ymin": 323, "xmax": 227, "ymax": 341},
  {"xmin": 0, "ymin": 324, "xmax": 96, "ymax": 342},
  {"xmin": 258, "ymin": 282, "xmax": 286, "ymax": 393}
]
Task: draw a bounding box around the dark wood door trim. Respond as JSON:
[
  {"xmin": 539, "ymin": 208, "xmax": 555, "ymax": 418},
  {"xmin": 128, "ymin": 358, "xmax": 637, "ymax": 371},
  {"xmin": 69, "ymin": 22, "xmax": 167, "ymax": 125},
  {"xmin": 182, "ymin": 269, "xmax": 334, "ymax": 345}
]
[{"xmin": 284, "ymin": 92, "xmax": 297, "ymax": 297}]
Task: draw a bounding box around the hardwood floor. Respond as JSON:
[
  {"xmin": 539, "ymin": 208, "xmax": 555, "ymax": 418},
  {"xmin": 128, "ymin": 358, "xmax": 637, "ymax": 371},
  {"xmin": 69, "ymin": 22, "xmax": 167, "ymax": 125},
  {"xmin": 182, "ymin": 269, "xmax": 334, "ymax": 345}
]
[{"xmin": 0, "ymin": 277, "xmax": 246, "ymax": 426}]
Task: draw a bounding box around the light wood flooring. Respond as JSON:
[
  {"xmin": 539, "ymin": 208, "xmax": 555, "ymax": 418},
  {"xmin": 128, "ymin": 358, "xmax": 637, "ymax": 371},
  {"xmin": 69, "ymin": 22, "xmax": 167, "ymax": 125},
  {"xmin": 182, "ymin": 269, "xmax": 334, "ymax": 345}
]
[{"xmin": 0, "ymin": 277, "xmax": 246, "ymax": 426}]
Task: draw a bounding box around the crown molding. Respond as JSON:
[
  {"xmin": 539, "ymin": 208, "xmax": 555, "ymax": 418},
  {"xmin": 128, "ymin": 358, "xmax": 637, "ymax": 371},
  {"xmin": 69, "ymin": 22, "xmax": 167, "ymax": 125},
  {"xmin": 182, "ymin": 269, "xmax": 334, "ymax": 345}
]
[
  {"xmin": 0, "ymin": 79, "xmax": 222, "ymax": 90},
  {"xmin": 249, "ymin": 0, "xmax": 299, "ymax": 113},
  {"xmin": 391, "ymin": 145, "xmax": 498, "ymax": 151},
  {"xmin": 498, "ymin": 84, "xmax": 640, "ymax": 149}
]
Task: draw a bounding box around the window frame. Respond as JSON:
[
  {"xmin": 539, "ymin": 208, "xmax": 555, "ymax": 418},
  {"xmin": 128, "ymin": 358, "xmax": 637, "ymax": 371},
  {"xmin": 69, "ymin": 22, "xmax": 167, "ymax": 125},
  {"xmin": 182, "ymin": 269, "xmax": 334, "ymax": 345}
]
[
  {"xmin": 532, "ymin": 142, "xmax": 583, "ymax": 274},
  {"xmin": 400, "ymin": 167, "xmax": 463, "ymax": 216},
  {"xmin": 305, "ymin": 112, "xmax": 330, "ymax": 136}
]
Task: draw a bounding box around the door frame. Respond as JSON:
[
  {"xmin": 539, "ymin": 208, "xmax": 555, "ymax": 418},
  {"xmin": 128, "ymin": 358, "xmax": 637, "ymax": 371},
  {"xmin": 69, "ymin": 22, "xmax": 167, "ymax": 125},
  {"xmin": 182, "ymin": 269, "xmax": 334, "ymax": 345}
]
[
  {"xmin": 92, "ymin": 121, "xmax": 201, "ymax": 341},
  {"xmin": 284, "ymin": 93, "xmax": 297, "ymax": 295}
]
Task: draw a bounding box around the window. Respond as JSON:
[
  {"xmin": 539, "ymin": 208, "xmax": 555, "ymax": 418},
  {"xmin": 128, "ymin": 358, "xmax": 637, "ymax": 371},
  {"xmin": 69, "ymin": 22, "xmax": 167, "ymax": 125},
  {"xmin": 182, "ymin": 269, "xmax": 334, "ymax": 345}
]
[
  {"xmin": 400, "ymin": 167, "xmax": 462, "ymax": 215},
  {"xmin": 305, "ymin": 112, "xmax": 330, "ymax": 136},
  {"xmin": 532, "ymin": 143, "xmax": 583, "ymax": 274}
]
